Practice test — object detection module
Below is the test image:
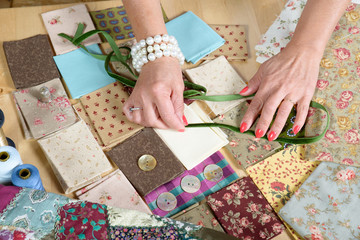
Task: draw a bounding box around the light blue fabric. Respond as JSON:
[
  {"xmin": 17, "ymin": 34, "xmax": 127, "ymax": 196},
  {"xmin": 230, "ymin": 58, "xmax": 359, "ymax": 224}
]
[
  {"xmin": 279, "ymin": 162, "xmax": 360, "ymax": 240},
  {"xmin": 0, "ymin": 188, "xmax": 73, "ymax": 239},
  {"xmin": 53, "ymin": 44, "xmax": 115, "ymax": 99},
  {"xmin": 166, "ymin": 11, "xmax": 225, "ymax": 64}
]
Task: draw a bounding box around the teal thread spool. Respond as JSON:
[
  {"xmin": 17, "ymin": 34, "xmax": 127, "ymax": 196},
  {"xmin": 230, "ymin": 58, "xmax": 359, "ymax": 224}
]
[{"xmin": 11, "ymin": 164, "xmax": 44, "ymax": 191}]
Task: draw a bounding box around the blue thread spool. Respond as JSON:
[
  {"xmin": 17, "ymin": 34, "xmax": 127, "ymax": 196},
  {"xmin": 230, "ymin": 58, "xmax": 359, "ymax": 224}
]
[
  {"xmin": 11, "ymin": 164, "xmax": 44, "ymax": 191},
  {"xmin": 0, "ymin": 109, "xmax": 16, "ymax": 148},
  {"xmin": 0, "ymin": 146, "xmax": 22, "ymax": 184}
]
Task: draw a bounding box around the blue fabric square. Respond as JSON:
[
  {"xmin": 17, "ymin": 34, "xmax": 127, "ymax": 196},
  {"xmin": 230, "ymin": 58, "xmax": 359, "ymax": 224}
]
[
  {"xmin": 166, "ymin": 11, "xmax": 225, "ymax": 64},
  {"xmin": 53, "ymin": 44, "xmax": 115, "ymax": 99}
]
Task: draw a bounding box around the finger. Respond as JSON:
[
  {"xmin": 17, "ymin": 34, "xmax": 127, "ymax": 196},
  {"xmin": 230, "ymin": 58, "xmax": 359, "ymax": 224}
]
[
  {"xmin": 239, "ymin": 69, "xmax": 262, "ymax": 96},
  {"xmin": 123, "ymin": 98, "xmax": 142, "ymax": 125},
  {"xmin": 239, "ymin": 93, "xmax": 266, "ymax": 133},
  {"xmin": 142, "ymin": 102, "xmax": 168, "ymax": 129},
  {"xmin": 155, "ymin": 96, "xmax": 185, "ymax": 131},
  {"xmin": 171, "ymin": 89, "xmax": 185, "ymax": 125},
  {"xmin": 254, "ymin": 94, "xmax": 283, "ymax": 139},
  {"xmin": 292, "ymin": 98, "xmax": 311, "ymax": 135},
  {"xmin": 267, "ymin": 98, "xmax": 295, "ymax": 141}
]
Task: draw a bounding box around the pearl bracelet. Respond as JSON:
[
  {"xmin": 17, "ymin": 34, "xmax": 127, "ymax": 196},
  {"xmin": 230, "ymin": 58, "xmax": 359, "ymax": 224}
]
[{"xmin": 130, "ymin": 34, "xmax": 185, "ymax": 72}]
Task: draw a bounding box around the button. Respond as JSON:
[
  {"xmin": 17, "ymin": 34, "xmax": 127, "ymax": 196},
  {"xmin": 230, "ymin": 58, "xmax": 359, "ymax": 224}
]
[
  {"xmin": 156, "ymin": 192, "xmax": 177, "ymax": 212},
  {"xmin": 138, "ymin": 154, "xmax": 157, "ymax": 171},
  {"xmin": 181, "ymin": 175, "xmax": 201, "ymax": 193},
  {"xmin": 203, "ymin": 164, "xmax": 223, "ymax": 182}
]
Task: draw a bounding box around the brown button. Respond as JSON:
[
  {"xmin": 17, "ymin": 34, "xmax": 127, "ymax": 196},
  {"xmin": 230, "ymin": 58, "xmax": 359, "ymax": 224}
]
[
  {"xmin": 204, "ymin": 164, "xmax": 223, "ymax": 182},
  {"xmin": 181, "ymin": 175, "xmax": 201, "ymax": 193},
  {"xmin": 138, "ymin": 154, "xmax": 157, "ymax": 171},
  {"xmin": 156, "ymin": 192, "xmax": 177, "ymax": 212}
]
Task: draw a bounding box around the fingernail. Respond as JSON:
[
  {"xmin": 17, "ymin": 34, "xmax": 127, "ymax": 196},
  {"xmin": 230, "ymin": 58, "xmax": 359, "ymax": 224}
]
[
  {"xmin": 293, "ymin": 125, "xmax": 300, "ymax": 135},
  {"xmin": 182, "ymin": 115, "xmax": 188, "ymax": 126},
  {"xmin": 178, "ymin": 129, "xmax": 185, "ymax": 132},
  {"xmin": 239, "ymin": 86, "xmax": 248, "ymax": 94},
  {"xmin": 255, "ymin": 129, "xmax": 264, "ymax": 138},
  {"xmin": 268, "ymin": 131, "xmax": 277, "ymax": 142},
  {"xmin": 240, "ymin": 122, "xmax": 247, "ymax": 133}
]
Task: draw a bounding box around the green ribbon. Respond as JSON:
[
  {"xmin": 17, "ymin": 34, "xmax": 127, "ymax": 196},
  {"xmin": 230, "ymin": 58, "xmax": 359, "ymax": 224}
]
[{"xmin": 59, "ymin": 23, "xmax": 329, "ymax": 145}]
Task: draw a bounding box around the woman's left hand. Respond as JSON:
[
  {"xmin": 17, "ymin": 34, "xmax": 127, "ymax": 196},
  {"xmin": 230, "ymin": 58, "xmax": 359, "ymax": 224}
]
[{"xmin": 239, "ymin": 44, "xmax": 322, "ymax": 141}]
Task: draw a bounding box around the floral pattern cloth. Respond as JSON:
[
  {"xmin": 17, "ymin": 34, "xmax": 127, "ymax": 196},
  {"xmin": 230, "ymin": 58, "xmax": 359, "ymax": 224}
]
[
  {"xmin": 37, "ymin": 120, "xmax": 113, "ymax": 194},
  {"xmin": 304, "ymin": 4, "xmax": 360, "ymax": 166},
  {"xmin": 0, "ymin": 188, "xmax": 72, "ymax": 239},
  {"xmin": 41, "ymin": 4, "xmax": 101, "ymax": 55},
  {"xmin": 55, "ymin": 201, "xmax": 109, "ymax": 240},
  {"xmin": 206, "ymin": 176, "xmax": 285, "ymax": 239},
  {"xmin": 0, "ymin": 226, "xmax": 35, "ymax": 240},
  {"xmin": 203, "ymin": 25, "xmax": 248, "ymax": 61},
  {"xmin": 214, "ymin": 102, "xmax": 282, "ymax": 168},
  {"xmin": 246, "ymin": 145, "xmax": 320, "ymax": 239},
  {"xmin": 75, "ymin": 170, "xmax": 152, "ymax": 214},
  {"xmin": 80, "ymin": 82, "xmax": 143, "ymax": 147},
  {"xmin": 184, "ymin": 56, "xmax": 247, "ymax": 116},
  {"xmin": 108, "ymin": 225, "xmax": 181, "ymax": 240},
  {"xmin": 13, "ymin": 78, "xmax": 77, "ymax": 139},
  {"xmin": 279, "ymin": 162, "xmax": 360, "ymax": 240}
]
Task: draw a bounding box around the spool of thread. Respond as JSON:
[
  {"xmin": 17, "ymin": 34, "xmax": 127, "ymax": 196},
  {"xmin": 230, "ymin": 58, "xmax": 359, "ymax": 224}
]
[
  {"xmin": 0, "ymin": 109, "xmax": 15, "ymax": 148},
  {"xmin": 11, "ymin": 164, "xmax": 44, "ymax": 191},
  {"xmin": 0, "ymin": 146, "xmax": 23, "ymax": 184}
]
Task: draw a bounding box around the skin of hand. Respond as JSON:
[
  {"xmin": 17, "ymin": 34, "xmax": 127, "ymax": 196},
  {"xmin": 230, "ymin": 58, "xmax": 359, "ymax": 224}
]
[
  {"xmin": 239, "ymin": 0, "xmax": 351, "ymax": 141},
  {"xmin": 122, "ymin": 0, "xmax": 186, "ymax": 131}
]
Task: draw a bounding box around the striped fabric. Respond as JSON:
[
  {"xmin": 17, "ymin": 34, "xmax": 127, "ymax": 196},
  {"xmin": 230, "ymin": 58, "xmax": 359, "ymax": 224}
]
[{"xmin": 144, "ymin": 151, "xmax": 239, "ymax": 217}]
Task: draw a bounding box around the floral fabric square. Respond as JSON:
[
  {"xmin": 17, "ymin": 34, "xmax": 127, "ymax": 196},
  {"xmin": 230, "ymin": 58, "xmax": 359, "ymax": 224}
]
[
  {"xmin": 203, "ymin": 25, "xmax": 248, "ymax": 61},
  {"xmin": 279, "ymin": 162, "xmax": 360, "ymax": 240},
  {"xmin": 41, "ymin": 4, "xmax": 101, "ymax": 55},
  {"xmin": 304, "ymin": 4, "xmax": 360, "ymax": 166},
  {"xmin": 173, "ymin": 202, "xmax": 225, "ymax": 233},
  {"xmin": 0, "ymin": 188, "xmax": 72, "ymax": 239},
  {"xmin": 145, "ymin": 151, "xmax": 239, "ymax": 217},
  {"xmin": 37, "ymin": 120, "xmax": 113, "ymax": 194},
  {"xmin": 55, "ymin": 201, "xmax": 109, "ymax": 240},
  {"xmin": 80, "ymin": 82, "xmax": 143, "ymax": 147},
  {"xmin": 75, "ymin": 170, "xmax": 151, "ymax": 214},
  {"xmin": 107, "ymin": 127, "xmax": 185, "ymax": 196},
  {"xmin": 13, "ymin": 78, "xmax": 77, "ymax": 139},
  {"xmin": 214, "ymin": 102, "xmax": 282, "ymax": 168},
  {"xmin": 3, "ymin": 35, "xmax": 60, "ymax": 89},
  {"xmin": 109, "ymin": 225, "xmax": 181, "ymax": 240},
  {"xmin": 184, "ymin": 56, "xmax": 247, "ymax": 116},
  {"xmin": 206, "ymin": 176, "xmax": 285, "ymax": 239},
  {"xmin": 0, "ymin": 226, "xmax": 35, "ymax": 240}
]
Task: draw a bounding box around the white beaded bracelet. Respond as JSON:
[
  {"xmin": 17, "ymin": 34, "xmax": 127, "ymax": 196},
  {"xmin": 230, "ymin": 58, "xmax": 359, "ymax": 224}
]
[{"xmin": 130, "ymin": 34, "xmax": 185, "ymax": 72}]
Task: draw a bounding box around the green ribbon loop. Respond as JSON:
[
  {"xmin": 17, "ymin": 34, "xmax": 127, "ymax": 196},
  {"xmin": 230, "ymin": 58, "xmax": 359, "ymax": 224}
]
[{"xmin": 59, "ymin": 24, "xmax": 330, "ymax": 145}]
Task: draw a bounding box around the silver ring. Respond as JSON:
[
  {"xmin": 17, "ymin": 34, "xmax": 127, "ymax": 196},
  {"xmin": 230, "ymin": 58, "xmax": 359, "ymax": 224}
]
[
  {"xmin": 129, "ymin": 107, "xmax": 143, "ymax": 112},
  {"xmin": 284, "ymin": 99, "xmax": 296, "ymax": 105}
]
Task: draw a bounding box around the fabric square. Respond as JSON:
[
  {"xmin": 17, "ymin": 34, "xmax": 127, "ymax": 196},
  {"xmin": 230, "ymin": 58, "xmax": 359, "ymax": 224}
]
[
  {"xmin": 214, "ymin": 102, "xmax": 282, "ymax": 168},
  {"xmin": 304, "ymin": 5, "xmax": 360, "ymax": 167},
  {"xmin": 144, "ymin": 152, "xmax": 239, "ymax": 217},
  {"xmin": 75, "ymin": 170, "xmax": 151, "ymax": 214},
  {"xmin": 107, "ymin": 127, "xmax": 185, "ymax": 196},
  {"xmin": 80, "ymin": 82, "xmax": 143, "ymax": 146},
  {"xmin": 0, "ymin": 188, "xmax": 72, "ymax": 239},
  {"xmin": 154, "ymin": 104, "xmax": 228, "ymax": 170},
  {"xmin": 165, "ymin": 11, "xmax": 225, "ymax": 64},
  {"xmin": 0, "ymin": 185, "xmax": 21, "ymax": 214},
  {"xmin": 37, "ymin": 120, "xmax": 113, "ymax": 194},
  {"xmin": 13, "ymin": 78, "xmax": 77, "ymax": 139},
  {"xmin": 3, "ymin": 35, "xmax": 60, "ymax": 89},
  {"xmin": 0, "ymin": 226, "xmax": 35, "ymax": 240},
  {"xmin": 109, "ymin": 225, "xmax": 182, "ymax": 239},
  {"xmin": 184, "ymin": 56, "xmax": 247, "ymax": 116},
  {"xmin": 53, "ymin": 44, "xmax": 116, "ymax": 99},
  {"xmin": 173, "ymin": 202, "xmax": 225, "ymax": 233},
  {"xmin": 206, "ymin": 176, "xmax": 286, "ymax": 239},
  {"xmin": 203, "ymin": 25, "xmax": 248, "ymax": 61},
  {"xmin": 279, "ymin": 162, "xmax": 360, "ymax": 240},
  {"xmin": 14, "ymin": 97, "xmax": 32, "ymax": 139},
  {"xmin": 41, "ymin": 4, "xmax": 101, "ymax": 55},
  {"xmin": 55, "ymin": 201, "xmax": 109, "ymax": 240}
]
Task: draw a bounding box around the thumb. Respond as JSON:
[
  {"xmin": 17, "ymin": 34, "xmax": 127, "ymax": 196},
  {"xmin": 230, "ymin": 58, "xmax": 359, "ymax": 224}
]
[{"xmin": 239, "ymin": 70, "xmax": 262, "ymax": 96}]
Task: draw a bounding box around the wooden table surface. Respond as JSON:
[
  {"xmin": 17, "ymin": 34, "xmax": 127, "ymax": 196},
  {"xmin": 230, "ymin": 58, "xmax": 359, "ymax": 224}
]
[{"xmin": 0, "ymin": 0, "xmax": 290, "ymax": 208}]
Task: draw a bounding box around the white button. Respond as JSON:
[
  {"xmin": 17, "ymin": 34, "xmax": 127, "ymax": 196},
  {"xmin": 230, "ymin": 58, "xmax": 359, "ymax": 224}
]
[
  {"xmin": 138, "ymin": 154, "xmax": 157, "ymax": 171},
  {"xmin": 203, "ymin": 164, "xmax": 223, "ymax": 182},
  {"xmin": 157, "ymin": 192, "xmax": 177, "ymax": 211},
  {"xmin": 181, "ymin": 175, "xmax": 201, "ymax": 193}
]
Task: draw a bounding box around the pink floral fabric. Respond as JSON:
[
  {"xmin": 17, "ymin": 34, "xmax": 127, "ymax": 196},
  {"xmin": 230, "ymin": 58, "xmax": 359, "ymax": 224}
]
[
  {"xmin": 305, "ymin": 4, "xmax": 360, "ymax": 166},
  {"xmin": 206, "ymin": 176, "xmax": 285, "ymax": 239}
]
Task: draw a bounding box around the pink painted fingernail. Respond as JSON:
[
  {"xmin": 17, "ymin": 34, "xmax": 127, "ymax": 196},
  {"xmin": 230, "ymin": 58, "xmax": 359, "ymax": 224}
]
[
  {"xmin": 182, "ymin": 115, "xmax": 188, "ymax": 126},
  {"xmin": 239, "ymin": 86, "xmax": 248, "ymax": 94},
  {"xmin": 240, "ymin": 122, "xmax": 247, "ymax": 133},
  {"xmin": 255, "ymin": 129, "xmax": 264, "ymax": 138},
  {"xmin": 293, "ymin": 125, "xmax": 300, "ymax": 135},
  {"xmin": 268, "ymin": 131, "xmax": 277, "ymax": 142},
  {"xmin": 178, "ymin": 129, "xmax": 185, "ymax": 132}
]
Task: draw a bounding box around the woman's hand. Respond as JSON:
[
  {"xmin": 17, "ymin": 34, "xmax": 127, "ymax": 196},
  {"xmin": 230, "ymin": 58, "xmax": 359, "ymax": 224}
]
[
  {"xmin": 123, "ymin": 57, "xmax": 186, "ymax": 131},
  {"xmin": 239, "ymin": 44, "xmax": 322, "ymax": 141}
]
